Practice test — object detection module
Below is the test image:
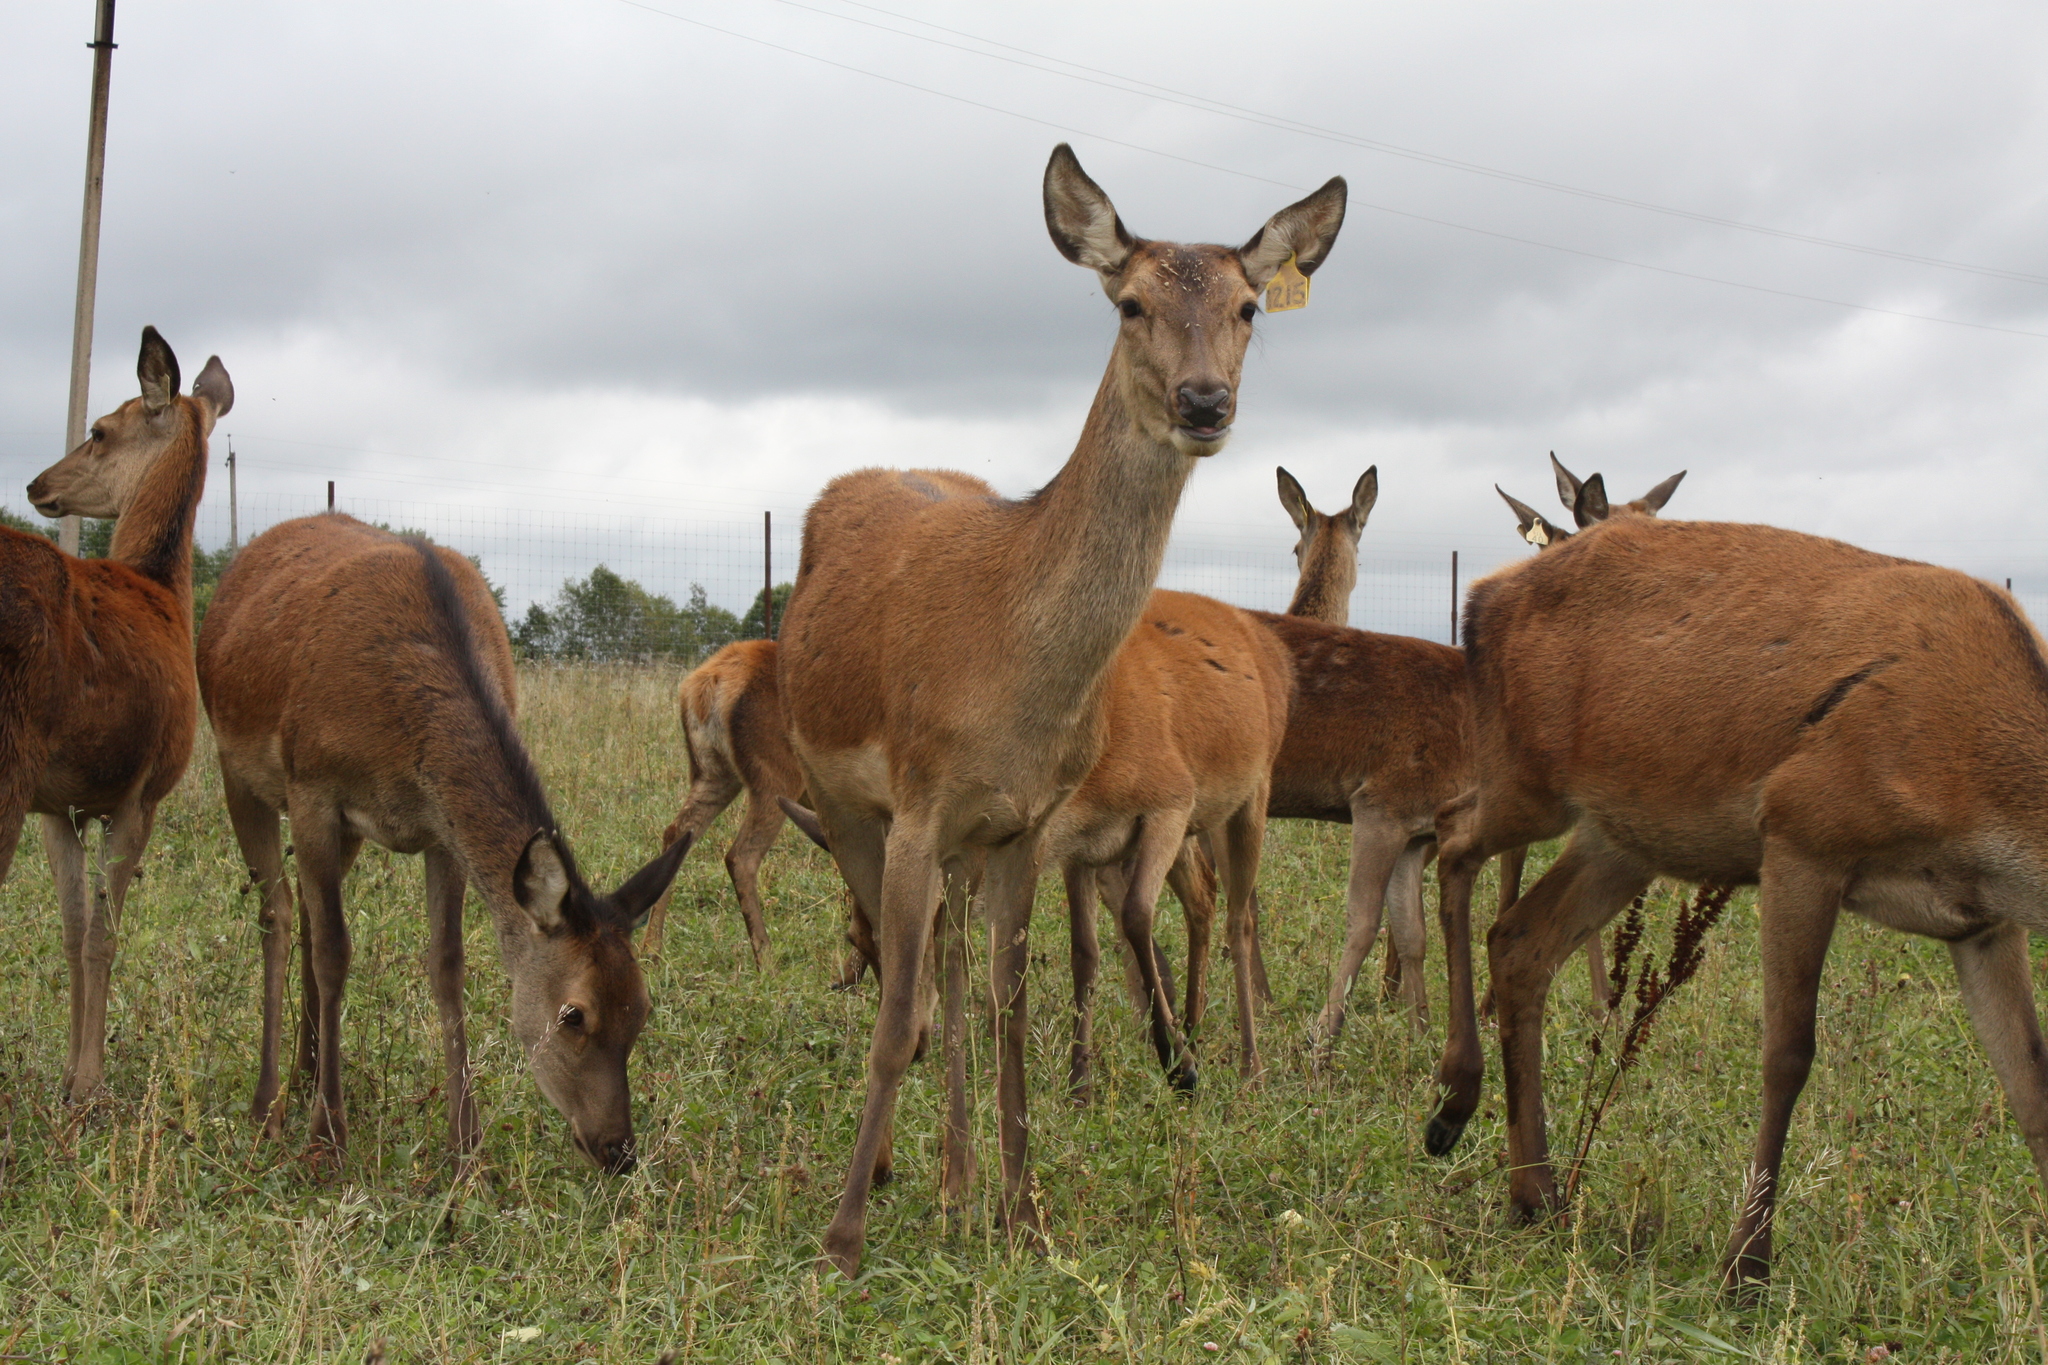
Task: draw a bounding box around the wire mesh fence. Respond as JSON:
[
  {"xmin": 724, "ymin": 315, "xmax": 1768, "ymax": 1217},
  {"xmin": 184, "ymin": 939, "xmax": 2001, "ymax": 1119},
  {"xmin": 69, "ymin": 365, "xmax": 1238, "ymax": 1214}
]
[{"xmin": 154, "ymin": 488, "xmax": 2048, "ymax": 666}]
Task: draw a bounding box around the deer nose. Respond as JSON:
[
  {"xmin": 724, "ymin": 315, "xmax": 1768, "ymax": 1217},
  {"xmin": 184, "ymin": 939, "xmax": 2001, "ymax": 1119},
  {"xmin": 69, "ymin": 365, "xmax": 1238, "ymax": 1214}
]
[
  {"xmin": 599, "ymin": 1139, "xmax": 636, "ymax": 1175},
  {"xmin": 1175, "ymin": 385, "xmax": 1231, "ymax": 429}
]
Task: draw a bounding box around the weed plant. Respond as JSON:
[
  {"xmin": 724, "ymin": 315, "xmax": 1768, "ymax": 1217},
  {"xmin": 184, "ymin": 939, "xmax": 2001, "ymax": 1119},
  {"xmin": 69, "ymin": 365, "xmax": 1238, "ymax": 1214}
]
[{"xmin": 2, "ymin": 664, "xmax": 2045, "ymax": 1361}]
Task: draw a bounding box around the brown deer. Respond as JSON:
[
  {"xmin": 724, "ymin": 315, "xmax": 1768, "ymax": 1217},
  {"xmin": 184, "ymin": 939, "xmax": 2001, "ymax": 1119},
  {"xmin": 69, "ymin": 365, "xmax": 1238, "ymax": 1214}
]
[
  {"xmin": 1056, "ymin": 589, "xmax": 1293, "ymax": 1097},
  {"xmin": 778, "ymin": 144, "xmax": 1346, "ymax": 1277},
  {"xmin": 197, "ymin": 515, "xmax": 688, "ymax": 1171},
  {"xmin": 3, "ymin": 327, "xmax": 230, "ymax": 1102},
  {"xmin": 1277, "ymin": 465, "xmax": 1377, "ymax": 625},
  {"xmin": 1421, "ymin": 512, "xmax": 2048, "ymax": 1291},
  {"xmin": 643, "ymin": 639, "xmax": 800, "ymax": 964}
]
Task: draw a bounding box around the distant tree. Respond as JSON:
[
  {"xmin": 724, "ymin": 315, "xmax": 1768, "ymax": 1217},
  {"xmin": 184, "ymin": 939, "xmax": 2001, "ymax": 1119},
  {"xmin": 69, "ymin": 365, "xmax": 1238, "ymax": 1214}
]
[
  {"xmin": 739, "ymin": 582, "xmax": 795, "ymax": 640},
  {"xmin": 511, "ymin": 565, "xmax": 739, "ymax": 664},
  {"xmin": 0, "ymin": 505, "xmax": 56, "ymax": 542}
]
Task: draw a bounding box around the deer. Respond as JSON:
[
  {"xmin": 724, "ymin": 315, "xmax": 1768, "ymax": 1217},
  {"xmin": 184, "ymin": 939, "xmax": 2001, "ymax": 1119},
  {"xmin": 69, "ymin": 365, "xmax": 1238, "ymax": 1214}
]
[
  {"xmin": 196, "ymin": 514, "xmax": 689, "ymax": 1172},
  {"xmin": 776, "ymin": 144, "xmax": 1346, "ymax": 1277},
  {"xmin": 3, "ymin": 327, "xmax": 230, "ymax": 1103},
  {"xmin": 642, "ymin": 638, "xmax": 800, "ymax": 964},
  {"xmin": 1420, "ymin": 512, "xmax": 2048, "ymax": 1293},
  {"xmin": 1242, "ymin": 461, "xmax": 1678, "ymax": 1055},
  {"xmin": 1277, "ymin": 465, "xmax": 1377, "ymax": 625},
  {"xmin": 1054, "ymin": 588, "xmax": 1293, "ymax": 1098}
]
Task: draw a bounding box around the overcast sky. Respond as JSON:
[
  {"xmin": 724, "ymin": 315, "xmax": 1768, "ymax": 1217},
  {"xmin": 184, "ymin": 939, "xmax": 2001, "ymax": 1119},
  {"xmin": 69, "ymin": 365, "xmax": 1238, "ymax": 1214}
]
[{"xmin": 5, "ymin": 1, "xmax": 2046, "ymax": 625}]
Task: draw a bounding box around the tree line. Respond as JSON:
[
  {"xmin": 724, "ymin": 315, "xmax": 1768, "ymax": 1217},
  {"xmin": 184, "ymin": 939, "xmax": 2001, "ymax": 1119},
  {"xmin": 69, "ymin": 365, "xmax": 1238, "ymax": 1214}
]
[{"xmin": 4, "ymin": 505, "xmax": 787, "ymax": 666}]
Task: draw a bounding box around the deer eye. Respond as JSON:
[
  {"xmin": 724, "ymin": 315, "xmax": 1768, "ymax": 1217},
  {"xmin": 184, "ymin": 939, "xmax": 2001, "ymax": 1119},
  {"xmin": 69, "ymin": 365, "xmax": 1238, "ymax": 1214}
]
[
  {"xmin": 558, "ymin": 1004, "xmax": 585, "ymax": 1031},
  {"xmin": 1119, "ymin": 299, "xmax": 1142, "ymax": 320},
  {"xmin": 1240, "ymin": 302, "xmax": 1257, "ymax": 322},
  {"xmin": 90, "ymin": 427, "xmax": 105, "ymax": 442}
]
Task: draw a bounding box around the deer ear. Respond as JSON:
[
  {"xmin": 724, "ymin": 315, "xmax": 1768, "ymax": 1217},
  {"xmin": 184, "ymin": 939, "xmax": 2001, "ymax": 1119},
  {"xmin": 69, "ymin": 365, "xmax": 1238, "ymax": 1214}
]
[
  {"xmin": 777, "ymin": 797, "xmax": 832, "ymax": 853},
  {"xmin": 1549, "ymin": 451, "xmax": 1583, "ymax": 511},
  {"xmin": 1573, "ymin": 472, "xmax": 1610, "ymax": 528},
  {"xmin": 1638, "ymin": 469, "xmax": 1686, "ymax": 513},
  {"xmin": 1043, "ymin": 144, "xmax": 1134, "ymax": 280},
  {"xmin": 1498, "ymin": 486, "xmax": 1565, "ymax": 549},
  {"xmin": 609, "ymin": 832, "xmax": 692, "ymax": 932},
  {"xmin": 1239, "ymin": 176, "xmax": 1347, "ymax": 289},
  {"xmin": 1345, "ymin": 466, "xmax": 1379, "ymax": 533},
  {"xmin": 1275, "ymin": 467, "xmax": 1312, "ymax": 532},
  {"xmin": 138, "ymin": 327, "xmax": 180, "ymax": 416},
  {"xmin": 513, "ymin": 830, "xmax": 572, "ymax": 932},
  {"xmin": 192, "ymin": 356, "xmax": 234, "ymax": 421}
]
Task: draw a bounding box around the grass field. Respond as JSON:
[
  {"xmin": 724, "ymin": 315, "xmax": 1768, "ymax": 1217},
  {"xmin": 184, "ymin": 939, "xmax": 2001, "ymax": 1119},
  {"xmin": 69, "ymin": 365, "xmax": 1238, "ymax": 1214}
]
[{"xmin": 3, "ymin": 663, "xmax": 2046, "ymax": 1362}]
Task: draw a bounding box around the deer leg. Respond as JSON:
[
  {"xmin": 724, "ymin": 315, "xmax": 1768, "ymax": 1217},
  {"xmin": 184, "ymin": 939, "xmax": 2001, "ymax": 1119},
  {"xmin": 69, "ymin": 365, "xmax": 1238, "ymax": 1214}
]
[
  {"xmin": 1220, "ymin": 799, "xmax": 1271, "ymax": 1081},
  {"xmin": 644, "ymin": 759, "xmax": 741, "ymax": 959},
  {"xmin": 820, "ymin": 818, "xmax": 940, "ymax": 1279},
  {"xmin": 1065, "ymin": 863, "xmax": 1102, "ymax": 1101},
  {"xmin": 423, "ymin": 846, "xmax": 480, "ymax": 1161},
  {"xmin": 981, "ymin": 838, "xmax": 1045, "ymax": 1251},
  {"xmin": 816, "ymin": 801, "xmax": 886, "ymax": 994},
  {"xmin": 290, "ymin": 802, "xmax": 361, "ymax": 1156},
  {"xmin": 1117, "ymin": 818, "xmax": 1199, "ymax": 1092},
  {"xmin": 1308, "ymin": 814, "xmax": 1410, "ymax": 1059},
  {"xmin": 724, "ymin": 788, "xmax": 787, "ymax": 968},
  {"xmin": 937, "ymin": 865, "xmax": 976, "ymax": 1209},
  {"xmin": 1488, "ymin": 832, "xmax": 1651, "ymax": 1219},
  {"xmin": 1946, "ymin": 920, "xmax": 2048, "ymax": 1210},
  {"xmin": 1722, "ymin": 845, "xmax": 1840, "ymax": 1291},
  {"xmin": 1165, "ymin": 838, "xmax": 1216, "ymax": 1036},
  {"xmin": 77, "ymin": 796, "xmax": 156, "ymax": 1098},
  {"xmin": 1384, "ymin": 839, "xmax": 1434, "ymax": 1034},
  {"xmin": 43, "ymin": 814, "xmax": 91, "ymax": 1099},
  {"xmin": 223, "ymin": 772, "xmax": 293, "ymax": 1136}
]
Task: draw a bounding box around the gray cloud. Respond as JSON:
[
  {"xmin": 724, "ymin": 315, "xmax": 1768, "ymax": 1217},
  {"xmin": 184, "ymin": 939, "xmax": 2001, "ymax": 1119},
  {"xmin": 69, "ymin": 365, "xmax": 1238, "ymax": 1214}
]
[{"xmin": 5, "ymin": 0, "xmax": 2048, "ymax": 610}]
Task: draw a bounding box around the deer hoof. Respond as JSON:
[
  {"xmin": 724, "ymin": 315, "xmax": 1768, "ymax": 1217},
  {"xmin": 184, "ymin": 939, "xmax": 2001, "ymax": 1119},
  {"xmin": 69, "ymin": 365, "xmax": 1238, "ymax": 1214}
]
[{"xmin": 1423, "ymin": 1112, "xmax": 1466, "ymax": 1157}]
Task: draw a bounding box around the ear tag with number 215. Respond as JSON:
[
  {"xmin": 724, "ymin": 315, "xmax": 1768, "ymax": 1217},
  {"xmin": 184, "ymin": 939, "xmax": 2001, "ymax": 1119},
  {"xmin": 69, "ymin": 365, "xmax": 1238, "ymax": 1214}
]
[{"xmin": 1264, "ymin": 253, "xmax": 1309, "ymax": 313}]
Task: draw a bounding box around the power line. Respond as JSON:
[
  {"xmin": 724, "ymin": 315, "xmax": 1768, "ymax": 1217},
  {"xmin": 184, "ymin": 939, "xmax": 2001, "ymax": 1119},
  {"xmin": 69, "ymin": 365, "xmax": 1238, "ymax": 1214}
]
[
  {"xmin": 808, "ymin": 0, "xmax": 2048, "ymax": 288},
  {"xmin": 609, "ymin": 0, "xmax": 2048, "ymax": 342}
]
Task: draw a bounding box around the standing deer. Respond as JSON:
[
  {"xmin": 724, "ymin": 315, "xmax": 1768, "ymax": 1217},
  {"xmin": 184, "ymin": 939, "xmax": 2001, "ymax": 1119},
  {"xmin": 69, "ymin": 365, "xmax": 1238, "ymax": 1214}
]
[
  {"xmin": 4, "ymin": 327, "xmax": 230, "ymax": 1102},
  {"xmin": 197, "ymin": 515, "xmax": 688, "ymax": 1171},
  {"xmin": 643, "ymin": 639, "xmax": 800, "ymax": 964},
  {"xmin": 1056, "ymin": 589, "xmax": 1293, "ymax": 1097},
  {"xmin": 1423, "ymin": 513, "xmax": 2048, "ymax": 1290},
  {"xmin": 778, "ymin": 144, "xmax": 1346, "ymax": 1276}
]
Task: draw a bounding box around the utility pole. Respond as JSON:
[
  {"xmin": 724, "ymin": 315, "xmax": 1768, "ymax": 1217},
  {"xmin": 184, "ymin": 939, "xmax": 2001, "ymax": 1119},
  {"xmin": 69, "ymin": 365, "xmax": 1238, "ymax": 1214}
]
[
  {"xmin": 226, "ymin": 439, "xmax": 238, "ymax": 551},
  {"xmin": 1450, "ymin": 550, "xmax": 1459, "ymax": 644},
  {"xmin": 763, "ymin": 510, "xmax": 775, "ymax": 639},
  {"xmin": 62, "ymin": 0, "xmax": 118, "ymax": 556},
  {"xmin": 327, "ymin": 480, "xmax": 335, "ymax": 512}
]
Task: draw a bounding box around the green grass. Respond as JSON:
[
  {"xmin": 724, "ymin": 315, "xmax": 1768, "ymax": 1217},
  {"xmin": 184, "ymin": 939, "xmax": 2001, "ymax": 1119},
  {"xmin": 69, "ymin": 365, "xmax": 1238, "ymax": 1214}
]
[{"xmin": 2, "ymin": 663, "xmax": 2045, "ymax": 1362}]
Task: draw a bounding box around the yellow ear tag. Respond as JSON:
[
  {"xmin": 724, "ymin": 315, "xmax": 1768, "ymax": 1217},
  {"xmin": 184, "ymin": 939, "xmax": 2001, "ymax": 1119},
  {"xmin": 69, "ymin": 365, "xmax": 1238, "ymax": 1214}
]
[
  {"xmin": 1523, "ymin": 522, "xmax": 1550, "ymax": 547},
  {"xmin": 1264, "ymin": 253, "xmax": 1309, "ymax": 312}
]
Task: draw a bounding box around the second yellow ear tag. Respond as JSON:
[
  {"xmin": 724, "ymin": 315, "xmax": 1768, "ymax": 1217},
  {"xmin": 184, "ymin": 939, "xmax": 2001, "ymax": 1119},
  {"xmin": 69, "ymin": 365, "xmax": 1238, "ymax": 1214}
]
[{"xmin": 1264, "ymin": 253, "xmax": 1309, "ymax": 312}]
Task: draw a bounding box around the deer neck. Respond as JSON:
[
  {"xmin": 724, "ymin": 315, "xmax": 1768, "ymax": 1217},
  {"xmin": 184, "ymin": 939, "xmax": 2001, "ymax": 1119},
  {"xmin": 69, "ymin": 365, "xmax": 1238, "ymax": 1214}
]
[
  {"xmin": 1008, "ymin": 363, "xmax": 1196, "ymax": 708},
  {"xmin": 108, "ymin": 400, "xmax": 208, "ymax": 609},
  {"xmin": 1285, "ymin": 533, "xmax": 1357, "ymax": 625}
]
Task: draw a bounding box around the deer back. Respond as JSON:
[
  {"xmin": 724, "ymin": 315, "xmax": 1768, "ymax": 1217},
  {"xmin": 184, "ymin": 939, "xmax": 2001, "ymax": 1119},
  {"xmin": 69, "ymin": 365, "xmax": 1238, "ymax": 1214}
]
[
  {"xmin": 682, "ymin": 638, "xmax": 801, "ymax": 798},
  {"xmin": 1253, "ymin": 612, "xmax": 1474, "ymax": 825},
  {"xmin": 1462, "ymin": 516, "xmax": 2048, "ymax": 884}
]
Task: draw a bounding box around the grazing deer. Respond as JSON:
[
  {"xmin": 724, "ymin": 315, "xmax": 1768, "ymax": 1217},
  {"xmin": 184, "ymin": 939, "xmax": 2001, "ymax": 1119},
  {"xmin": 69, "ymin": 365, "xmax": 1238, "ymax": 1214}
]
[
  {"xmin": 1277, "ymin": 465, "xmax": 1377, "ymax": 625},
  {"xmin": 778, "ymin": 144, "xmax": 1346, "ymax": 1276},
  {"xmin": 1422, "ymin": 513, "xmax": 2048, "ymax": 1291},
  {"xmin": 643, "ymin": 639, "xmax": 800, "ymax": 964},
  {"xmin": 1056, "ymin": 589, "xmax": 1293, "ymax": 1097},
  {"xmin": 3, "ymin": 327, "xmax": 229, "ymax": 1102},
  {"xmin": 197, "ymin": 515, "xmax": 688, "ymax": 1171}
]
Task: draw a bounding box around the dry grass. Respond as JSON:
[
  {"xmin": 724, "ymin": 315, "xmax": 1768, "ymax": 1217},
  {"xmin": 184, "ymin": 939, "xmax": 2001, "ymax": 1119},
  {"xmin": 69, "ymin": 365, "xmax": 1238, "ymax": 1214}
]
[{"xmin": 1, "ymin": 662, "xmax": 2044, "ymax": 1361}]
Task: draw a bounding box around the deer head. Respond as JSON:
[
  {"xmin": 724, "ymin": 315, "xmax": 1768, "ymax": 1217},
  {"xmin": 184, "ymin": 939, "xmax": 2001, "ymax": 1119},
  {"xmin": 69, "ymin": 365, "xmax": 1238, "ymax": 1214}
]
[
  {"xmin": 1278, "ymin": 465, "xmax": 1377, "ymax": 567},
  {"xmin": 505, "ymin": 828, "xmax": 691, "ymax": 1174},
  {"xmin": 1549, "ymin": 452, "xmax": 1685, "ymax": 529},
  {"xmin": 28, "ymin": 327, "xmax": 233, "ymax": 520},
  {"xmin": 1499, "ymin": 454, "xmax": 1688, "ymax": 549},
  {"xmin": 1043, "ymin": 145, "xmax": 1346, "ymax": 459}
]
